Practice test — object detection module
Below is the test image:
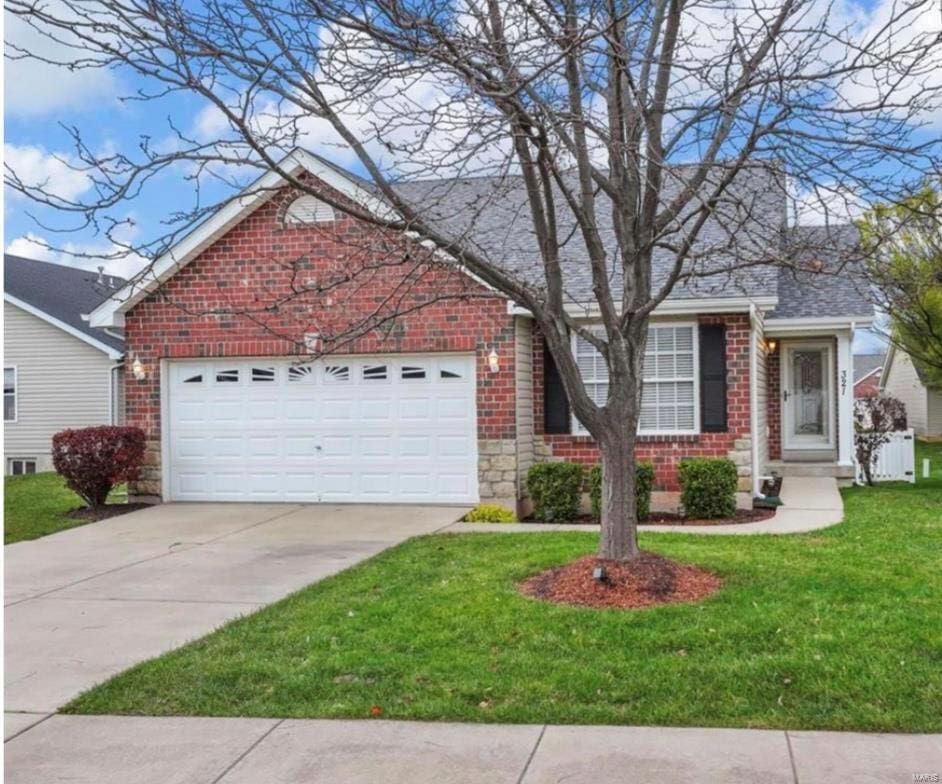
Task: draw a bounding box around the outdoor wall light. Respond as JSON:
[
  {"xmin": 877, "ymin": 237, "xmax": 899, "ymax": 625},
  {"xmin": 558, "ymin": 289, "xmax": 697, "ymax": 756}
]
[
  {"xmin": 131, "ymin": 356, "xmax": 147, "ymax": 381},
  {"xmin": 487, "ymin": 348, "xmax": 500, "ymax": 373},
  {"xmin": 766, "ymin": 338, "xmax": 778, "ymax": 353}
]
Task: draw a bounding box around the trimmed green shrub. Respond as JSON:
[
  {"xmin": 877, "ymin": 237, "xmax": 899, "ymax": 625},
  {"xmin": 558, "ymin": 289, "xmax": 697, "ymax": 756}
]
[
  {"xmin": 526, "ymin": 462, "xmax": 584, "ymax": 521},
  {"xmin": 679, "ymin": 457, "xmax": 738, "ymax": 519},
  {"xmin": 464, "ymin": 504, "xmax": 518, "ymax": 523},
  {"xmin": 588, "ymin": 461, "xmax": 655, "ymax": 520}
]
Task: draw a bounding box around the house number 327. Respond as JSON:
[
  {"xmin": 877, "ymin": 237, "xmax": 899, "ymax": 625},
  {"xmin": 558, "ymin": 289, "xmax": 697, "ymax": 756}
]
[{"xmin": 840, "ymin": 370, "xmax": 847, "ymax": 396}]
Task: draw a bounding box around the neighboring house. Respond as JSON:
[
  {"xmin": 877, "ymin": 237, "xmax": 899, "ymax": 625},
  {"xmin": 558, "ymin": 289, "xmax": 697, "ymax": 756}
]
[
  {"xmin": 854, "ymin": 353, "xmax": 885, "ymax": 398},
  {"xmin": 88, "ymin": 149, "xmax": 874, "ymax": 510},
  {"xmin": 4, "ymin": 255, "xmax": 125, "ymax": 474},
  {"xmin": 881, "ymin": 345, "xmax": 942, "ymax": 437}
]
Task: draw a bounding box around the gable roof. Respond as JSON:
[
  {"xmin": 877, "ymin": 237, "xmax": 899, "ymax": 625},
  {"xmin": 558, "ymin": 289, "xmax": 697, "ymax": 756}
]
[
  {"xmin": 4, "ymin": 254, "xmax": 125, "ymax": 357},
  {"xmin": 89, "ymin": 148, "xmax": 874, "ymax": 328},
  {"xmin": 854, "ymin": 353, "xmax": 885, "ymax": 384},
  {"xmin": 769, "ymin": 226, "xmax": 874, "ymax": 321}
]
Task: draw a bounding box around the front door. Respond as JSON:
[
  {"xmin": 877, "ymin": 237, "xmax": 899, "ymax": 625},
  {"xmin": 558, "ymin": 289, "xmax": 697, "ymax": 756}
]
[{"xmin": 782, "ymin": 342, "xmax": 834, "ymax": 451}]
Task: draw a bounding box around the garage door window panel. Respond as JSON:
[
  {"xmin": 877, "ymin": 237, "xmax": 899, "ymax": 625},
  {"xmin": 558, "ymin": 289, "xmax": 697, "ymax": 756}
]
[{"xmin": 215, "ymin": 368, "xmax": 240, "ymax": 384}]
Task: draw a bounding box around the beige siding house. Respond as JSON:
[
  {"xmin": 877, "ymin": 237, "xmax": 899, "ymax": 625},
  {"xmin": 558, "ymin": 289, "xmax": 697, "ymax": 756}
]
[
  {"xmin": 881, "ymin": 345, "xmax": 942, "ymax": 437},
  {"xmin": 4, "ymin": 255, "xmax": 124, "ymax": 474}
]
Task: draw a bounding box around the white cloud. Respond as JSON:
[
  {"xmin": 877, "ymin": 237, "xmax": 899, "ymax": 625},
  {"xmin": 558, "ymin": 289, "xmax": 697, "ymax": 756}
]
[
  {"xmin": 4, "ymin": 144, "xmax": 93, "ymax": 202},
  {"xmin": 4, "ymin": 6, "xmax": 118, "ymax": 117},
  {"xmin": 5, "ymin": 232, "xmax": 148, "ymax": 278},
  {"xmin": 833, "ymin": 0, "xmax": 942, "ymax": 127},
  {"xmin": 790, "ymin": 180, "xmax": 866, "ymax": 226}
]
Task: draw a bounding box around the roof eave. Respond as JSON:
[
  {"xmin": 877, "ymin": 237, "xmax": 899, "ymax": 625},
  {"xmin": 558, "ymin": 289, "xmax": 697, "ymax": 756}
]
[{"xmin": 508, "ymin": 295, "xmax": 779, "ymax": 318}]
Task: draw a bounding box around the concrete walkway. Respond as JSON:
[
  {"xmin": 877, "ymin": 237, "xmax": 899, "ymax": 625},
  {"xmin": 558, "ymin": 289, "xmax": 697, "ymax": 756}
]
[
  {"xmin": 447, "ymin": 476, "xmax": 845, "ymax": 535},
  {"xmin": 4, "ymin": 503, "xmax": 463, "ymax": 714},
  {"xmin": 5, "ymin": 715, "xmax": 939, "ymax": 783}
]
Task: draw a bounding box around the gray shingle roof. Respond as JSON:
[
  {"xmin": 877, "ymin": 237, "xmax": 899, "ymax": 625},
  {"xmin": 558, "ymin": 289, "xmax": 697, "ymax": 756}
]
[
  {"xmin": 4, "ymin": 254, "xmax": 125, "ymax": 353},
  {"xmin": 394, "ymin": 164, "xmax": 786, "ymax": 305},
  {"xmin": 854, "ymin": 353, "xmax": 885, "ymax": 383},
  {"xmin": 301, "ymin": 150, "xmax": 874, "ymax": 320},
  {"xmin": 768, "ymin": 225, "xmax": 874, "ymax": 321}
]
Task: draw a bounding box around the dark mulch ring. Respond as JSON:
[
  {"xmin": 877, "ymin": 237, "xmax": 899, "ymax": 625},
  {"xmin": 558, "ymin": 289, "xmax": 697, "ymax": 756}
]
[
  {"xmin": 67, "ymin": 503, "xmax": 151, "ymax": 522},
  {"xmin": 645, "ymin": 507, "xmax": 776, "ymax": 526},
  {"xmin": 523, "ymin": 507, "xmax": 776, "ymax": 527},
  {"xmin": 519, "ymin": 552, "xmax": 723, "ymax": 610}
]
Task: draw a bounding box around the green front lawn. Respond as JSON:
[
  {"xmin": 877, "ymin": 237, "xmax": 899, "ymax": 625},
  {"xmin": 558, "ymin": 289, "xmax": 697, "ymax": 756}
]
[
  {"xmin": 63, "ymin": 460, "xmax": 942, "ymax": 732},
  {"xmin": 4, "ymin": 472, "xmax": 127, "ymax": 544}
]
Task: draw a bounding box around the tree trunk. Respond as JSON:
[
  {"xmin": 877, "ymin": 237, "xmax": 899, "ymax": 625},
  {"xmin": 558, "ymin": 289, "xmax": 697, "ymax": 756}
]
[{"xmin": 597, "ymin": 425, "xmax": 641, "ymax": 561}]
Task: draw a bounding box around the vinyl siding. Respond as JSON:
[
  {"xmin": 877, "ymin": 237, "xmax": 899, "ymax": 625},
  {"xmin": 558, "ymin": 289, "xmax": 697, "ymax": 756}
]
[
  {"xmin": 514, "ymin": 316, "xmax": 535, "ymax": 495},
  {"xmin": 883, "ymin": 349, "xmax": 928, "ymax": 434},
  {"xmin": 928, "ymin": 388, "xmax": 942, "ymax": 436},
  {"xmin": 4, "ymin": 303, "xmax": 116, "ymax": 471}
]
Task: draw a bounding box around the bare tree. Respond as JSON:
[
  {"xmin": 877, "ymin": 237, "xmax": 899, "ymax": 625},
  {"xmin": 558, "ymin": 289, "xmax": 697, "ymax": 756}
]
[{"xmin": 6, "ymin": 0, "xmax": 942, "ymax": 560}]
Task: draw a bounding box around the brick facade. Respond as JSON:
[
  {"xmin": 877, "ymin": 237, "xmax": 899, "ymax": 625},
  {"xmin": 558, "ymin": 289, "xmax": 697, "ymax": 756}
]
[
  {"xmin": 122, "ymin": 179, "xmax": 765, "ymax": 506},
  {"xmin": 123, "ymin": 185, "xmax": 519, "ymax": 502},
  {"xmin": 531, "ymin": 314, "xmax": 754, "ymax": 492},
  {"xmin": 854, "ymin": 371, "xmax": 881, "ymax": 398},
  {"xmin": 767, "ymin": 349, "xmax": 782, "ymax": 460}
]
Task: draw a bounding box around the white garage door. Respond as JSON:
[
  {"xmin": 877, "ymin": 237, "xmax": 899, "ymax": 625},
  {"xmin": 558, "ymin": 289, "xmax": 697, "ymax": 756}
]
[{"xmin": 166, "ymin": 355, "xmax": 478, "ymax": 503}]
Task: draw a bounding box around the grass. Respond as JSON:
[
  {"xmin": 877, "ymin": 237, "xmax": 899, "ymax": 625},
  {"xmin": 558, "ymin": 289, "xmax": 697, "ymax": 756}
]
[
  {"xmin": 4, "ymin": 472, "xmax": 127, "ymax": 545},
  {"xmin": 62, "ymin": 445, "xmax": 942, "ymax": 732}
]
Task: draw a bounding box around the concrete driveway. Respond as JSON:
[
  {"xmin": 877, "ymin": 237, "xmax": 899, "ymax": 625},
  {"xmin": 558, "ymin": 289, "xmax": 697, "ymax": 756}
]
[{"xmin": 4, "ymin": 503, "xmax": 463, "ymax": 715}]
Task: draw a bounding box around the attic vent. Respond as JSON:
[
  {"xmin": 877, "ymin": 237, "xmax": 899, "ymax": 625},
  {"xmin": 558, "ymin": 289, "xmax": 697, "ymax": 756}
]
[{"xmin": 285, "ymin": 195, "xmax": 335, "ymax": 224}]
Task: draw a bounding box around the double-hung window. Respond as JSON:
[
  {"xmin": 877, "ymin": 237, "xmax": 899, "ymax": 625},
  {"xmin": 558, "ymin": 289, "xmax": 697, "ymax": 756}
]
[
  {"xmin": 4, "ymin": 367, "xmax": 16, "ymax": 422},
  {"xmin": 573, "ymin": 324, "xmax": 698, "ymax": 435}
]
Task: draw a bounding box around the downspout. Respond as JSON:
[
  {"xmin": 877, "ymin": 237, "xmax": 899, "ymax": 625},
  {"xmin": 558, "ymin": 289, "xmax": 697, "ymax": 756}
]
[
  {"xmin": 749, "ymin": 304, "xmax": 763, "ymax": 499},
  {"xmin": 109, "ymin": 361, "xmax": 124, "ymax": 425}
]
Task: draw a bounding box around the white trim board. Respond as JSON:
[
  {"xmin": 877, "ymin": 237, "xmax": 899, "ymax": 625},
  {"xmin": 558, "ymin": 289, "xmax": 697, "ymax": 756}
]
[
  {"xmin": 509, "ymin": 296, "xmax": 779, "ymax": 318},
  {"xmin": 765, "ymin": 316, "xmax": 872, "ymax": 335},
  {"xmin": 5, "ymin": 294, "xmax": 123, "ymax": 359}
]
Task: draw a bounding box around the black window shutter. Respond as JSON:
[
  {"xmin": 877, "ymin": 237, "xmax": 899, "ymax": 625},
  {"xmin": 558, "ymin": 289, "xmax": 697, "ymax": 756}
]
[
  {"xmin": 543, "ymin": 345, "xmax": 571, "ymax": 434},
  {"xmin": 699, "ymin": 324, "xmax": 728, "ymax": 433}
]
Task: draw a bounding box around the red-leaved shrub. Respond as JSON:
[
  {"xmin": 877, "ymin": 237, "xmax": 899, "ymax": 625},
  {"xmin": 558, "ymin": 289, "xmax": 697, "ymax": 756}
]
[{"xmin": 52, "ymin": 426, "xmax": 146, "ymax": 508}]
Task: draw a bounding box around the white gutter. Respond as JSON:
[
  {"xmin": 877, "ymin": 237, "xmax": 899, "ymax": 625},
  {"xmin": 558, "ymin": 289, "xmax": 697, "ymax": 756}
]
[
  {"xmin": 508, "ymin": 295, "xmax": 779, "ymax": 318},
  {"xmin": 749, "ymin": 304, "xmax": 763, "ymax": 499}
]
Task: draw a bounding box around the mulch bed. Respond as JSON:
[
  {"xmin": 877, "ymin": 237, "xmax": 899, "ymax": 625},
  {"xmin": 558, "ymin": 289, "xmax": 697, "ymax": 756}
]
[
  {"xmin": 66, "ymin": 503, "xmax": 151, "ymax": 522},
  {"xmin": 519, "ymin": 552, "xmax": 723, "ymax": 610},
  {"xmin": 645, "ymin": 507, "xmax": 776, "ymax": 526},
  {"xmin": 522, "ymin": 507, "xmax": 776, "ymax": 527}
]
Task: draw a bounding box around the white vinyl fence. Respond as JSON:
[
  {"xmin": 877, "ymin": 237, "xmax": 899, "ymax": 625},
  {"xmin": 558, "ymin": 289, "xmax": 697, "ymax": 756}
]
[{"xmin": 855, "ymin": 429, "xmax": 916, "ymax": 484}]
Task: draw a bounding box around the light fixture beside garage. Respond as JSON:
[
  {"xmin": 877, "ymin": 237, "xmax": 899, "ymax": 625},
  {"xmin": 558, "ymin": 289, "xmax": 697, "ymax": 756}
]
[
  {"xmin": 131, "ymin": 354, "xmax": 147, "ymax": 380},
  {"xmin": 487, "ymin": 347, "xmax": 500, "ymax": 373}
]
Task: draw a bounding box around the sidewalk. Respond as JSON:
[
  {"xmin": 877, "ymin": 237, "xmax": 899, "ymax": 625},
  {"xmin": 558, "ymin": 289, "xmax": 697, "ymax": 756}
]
[
  {"xmin": 5, "ymin": 714, "xmax": 940, "ymax": 783},
  {"xmin": 446, "ymin": 476, "xmax": 844, "ymax": 535}
]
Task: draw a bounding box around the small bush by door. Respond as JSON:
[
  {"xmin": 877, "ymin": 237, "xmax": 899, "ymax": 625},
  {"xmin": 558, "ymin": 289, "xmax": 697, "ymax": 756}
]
[{"xmin": 678, "ymin": 458, "xmax": 738, "ymax": 519}]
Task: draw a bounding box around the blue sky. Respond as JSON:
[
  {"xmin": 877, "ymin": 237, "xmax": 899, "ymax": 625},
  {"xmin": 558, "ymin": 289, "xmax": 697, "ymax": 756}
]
[{"xmin": 6, "ymin": 1, "xmax": 937, "ymax": 354}]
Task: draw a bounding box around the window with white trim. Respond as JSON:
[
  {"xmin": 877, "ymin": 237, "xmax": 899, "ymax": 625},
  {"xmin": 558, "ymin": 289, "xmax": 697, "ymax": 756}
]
[
  {"xmin": 8, "ymin": 458, "xmax": 36, "ymax": 476},
  {"xmin": 573, "ymin": 324, "xmax": 698, "ymax": 434},
  {"xmin": 4, "ymin": 367, "xmax": 16, "ymax": 422}
]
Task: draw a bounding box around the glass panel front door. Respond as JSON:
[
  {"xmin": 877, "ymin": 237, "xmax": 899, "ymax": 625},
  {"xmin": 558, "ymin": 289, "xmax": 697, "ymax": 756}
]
[{"xmin": 783, "ymin": 344, "xmax": 832, "ymax": 449}]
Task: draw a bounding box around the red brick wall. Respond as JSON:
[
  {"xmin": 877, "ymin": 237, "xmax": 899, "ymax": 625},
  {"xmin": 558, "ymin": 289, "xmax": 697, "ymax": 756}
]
[
  {"xmin": 124, "ymin": 187, "xmax": 518, "ymax": 462},
  {"xmin": 854, "ymin": 372, "xmax": 881, "ymax": 398},
  {"xmin": 532, "ymin": 314, "xmax": 752, "ymax": 491},
  {"xmin": 767, "ymin": 349, "xmax": 781, "ymax": 459}
]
